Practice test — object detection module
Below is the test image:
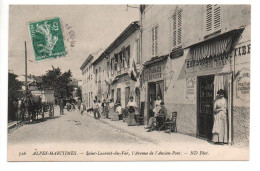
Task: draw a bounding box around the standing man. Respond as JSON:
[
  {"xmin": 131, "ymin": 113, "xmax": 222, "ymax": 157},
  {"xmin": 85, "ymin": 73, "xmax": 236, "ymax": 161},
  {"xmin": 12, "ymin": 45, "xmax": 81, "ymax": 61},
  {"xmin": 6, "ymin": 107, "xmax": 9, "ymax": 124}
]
[
  {"xmin": 59, "ymin": 99, "xmax": 64, "ymax": 115},
  {"xmin": 93, "ymin": 100, "xmax": 99, "ymax": 119}
]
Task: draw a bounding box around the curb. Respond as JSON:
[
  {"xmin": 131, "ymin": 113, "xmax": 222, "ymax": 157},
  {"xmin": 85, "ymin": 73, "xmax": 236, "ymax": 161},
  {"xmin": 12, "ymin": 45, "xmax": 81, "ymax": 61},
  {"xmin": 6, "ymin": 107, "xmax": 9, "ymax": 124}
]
[{"xmin": 8, "ymin": 121, "xmax": 21, "ymax": 129}]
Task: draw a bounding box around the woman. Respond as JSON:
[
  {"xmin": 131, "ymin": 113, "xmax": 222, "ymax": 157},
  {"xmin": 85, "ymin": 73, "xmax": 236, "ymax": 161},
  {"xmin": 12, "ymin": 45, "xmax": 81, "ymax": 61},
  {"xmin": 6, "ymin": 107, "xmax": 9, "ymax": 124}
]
[
  {"xmin": 108, "ymin": 99, "xmax": 114, "ymax": 119},
  {"xmin": 153, "ymin": 95, "xmax": 162, "ymax": 117},
  {"xmin": 127, "ymin": 96, "xmax": 138, "ymax": 126},
  {"xmin": 212, "ymin": 89, "xmax": 228, "ymax": 144}
]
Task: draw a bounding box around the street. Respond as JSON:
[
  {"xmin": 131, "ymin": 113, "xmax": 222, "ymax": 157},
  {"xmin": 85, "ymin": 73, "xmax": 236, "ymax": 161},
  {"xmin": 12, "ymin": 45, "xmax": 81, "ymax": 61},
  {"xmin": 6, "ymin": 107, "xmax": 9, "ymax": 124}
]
[{"xmin": 8, "ymin": 107, "xmax": 154, "ymax": 145}]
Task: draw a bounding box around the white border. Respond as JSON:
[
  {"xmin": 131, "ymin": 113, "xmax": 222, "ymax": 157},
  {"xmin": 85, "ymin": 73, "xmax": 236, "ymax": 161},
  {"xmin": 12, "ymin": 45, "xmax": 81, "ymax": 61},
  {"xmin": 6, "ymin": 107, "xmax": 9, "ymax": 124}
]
[{"xmin": 1, "ymin": 0, "xmax": 259, "ymax": 170}]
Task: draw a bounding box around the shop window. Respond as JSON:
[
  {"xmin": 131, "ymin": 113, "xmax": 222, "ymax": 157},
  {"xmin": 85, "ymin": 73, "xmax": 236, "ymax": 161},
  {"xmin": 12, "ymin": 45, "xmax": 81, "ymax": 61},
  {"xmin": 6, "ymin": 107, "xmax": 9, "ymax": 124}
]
[
  {"xmin": 206, "ymin": 4, "xmax": 221, "ymax": 34},
  {"xmin": 172, "ymin": 8, "xmax": 182, "ymax": 49},
  {"xmin": 151, "ymin": 25, "xmax": 158, "ymax": 57}
]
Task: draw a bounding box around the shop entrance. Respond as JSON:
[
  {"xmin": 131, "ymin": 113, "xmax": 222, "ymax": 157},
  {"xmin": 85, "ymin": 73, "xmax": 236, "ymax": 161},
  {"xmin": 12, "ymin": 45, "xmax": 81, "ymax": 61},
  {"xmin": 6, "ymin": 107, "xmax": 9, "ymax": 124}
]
[
  {"xmin": 147, "ymin": 81, "xmax": 164, "ymax": 122},
  {"xmin": 197, "ymin": 75, "xmax": 214, "ymax": 140}
]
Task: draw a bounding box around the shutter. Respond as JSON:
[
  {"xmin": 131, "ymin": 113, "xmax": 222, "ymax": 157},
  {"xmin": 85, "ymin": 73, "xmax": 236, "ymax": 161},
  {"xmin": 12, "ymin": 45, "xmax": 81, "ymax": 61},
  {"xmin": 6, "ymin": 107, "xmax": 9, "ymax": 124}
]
[
  {"xmin": 177, "ymin": 9, "xmax": 182, "ymax": 45},
  {"xmin": 152, "ymin": 27, "xmax": 155, "ymax": 56},
  {"xmin": 172, "ymin": 14, "xmax": 177, "ymax": 47},
  {"xmin": 155, "ymin": 26, "xmax": 158, "ymax": 55},
  {"xmin": 206, "ymin": 4, "xmax": 213, "ymax": 32},
  {"xmin": 213, "ymin": 5, "xmax": 221, "ymax": 30}
]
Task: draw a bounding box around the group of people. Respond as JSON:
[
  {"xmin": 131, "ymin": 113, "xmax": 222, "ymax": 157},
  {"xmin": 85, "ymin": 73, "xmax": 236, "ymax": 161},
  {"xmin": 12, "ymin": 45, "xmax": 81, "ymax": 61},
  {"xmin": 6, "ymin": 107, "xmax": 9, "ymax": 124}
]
[
  {"xmin": 90, "ymin": 97, "xmax": 139, "ymax": 125},
  {"xmin": 145, "ymin": 96, "xmax": 168, "ymax": 132}
]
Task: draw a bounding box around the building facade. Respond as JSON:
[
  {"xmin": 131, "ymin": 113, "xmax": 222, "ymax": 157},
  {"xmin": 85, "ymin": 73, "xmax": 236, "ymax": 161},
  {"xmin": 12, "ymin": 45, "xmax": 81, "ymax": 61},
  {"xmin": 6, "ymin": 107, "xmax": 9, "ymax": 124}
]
[
  {"xmin": 140, "ymin": 5, "xmax": 250, "ymax": 147},
  {"xmin": 80, "ymin": 54, "xmax": 95, "ymax": 109},
  {"xmin": 92, "ymin": 21, "xmax": 141, "ymax": 109}
]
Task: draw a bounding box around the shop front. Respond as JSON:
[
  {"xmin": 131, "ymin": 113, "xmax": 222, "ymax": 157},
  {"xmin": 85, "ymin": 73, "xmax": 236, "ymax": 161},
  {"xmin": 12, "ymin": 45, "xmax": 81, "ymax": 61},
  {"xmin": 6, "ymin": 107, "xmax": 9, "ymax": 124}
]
[
  {"xmin": 142, "ymin": 55, "xmax": 167, "ymax": 125},
  {"xmin": 110, "ymin": 73, "xmax": 137, "ymax": 109},
  {"xmin": 183, "ymin": 28, "xmax": 246, "ymax": 144}
]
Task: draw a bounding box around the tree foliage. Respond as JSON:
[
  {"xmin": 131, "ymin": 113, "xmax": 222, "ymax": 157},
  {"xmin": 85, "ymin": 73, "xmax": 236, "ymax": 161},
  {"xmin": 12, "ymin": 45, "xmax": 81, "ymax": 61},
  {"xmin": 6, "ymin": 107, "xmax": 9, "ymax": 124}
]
[
  {"xmin": 42, "ymin": 66, "xmax": 73, "ymax": 100},
  {"xmin": 8, "ymin": 72, "xmax": 23, "ymax": 101}
]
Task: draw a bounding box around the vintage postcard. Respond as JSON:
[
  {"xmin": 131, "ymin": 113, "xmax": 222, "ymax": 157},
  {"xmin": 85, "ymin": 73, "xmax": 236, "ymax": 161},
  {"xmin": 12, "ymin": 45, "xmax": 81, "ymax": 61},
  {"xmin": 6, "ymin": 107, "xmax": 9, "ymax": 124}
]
[{"xmin": 8, "ymin": 4, "xmax": 250, "ymax": 161}]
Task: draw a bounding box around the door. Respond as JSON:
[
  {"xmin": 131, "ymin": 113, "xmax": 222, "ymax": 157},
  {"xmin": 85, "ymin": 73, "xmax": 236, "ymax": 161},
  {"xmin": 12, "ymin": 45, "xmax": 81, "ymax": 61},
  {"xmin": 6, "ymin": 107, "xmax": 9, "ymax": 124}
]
[
  {"xmin": 125, "ymin": 87, "xmax": 130, "ymax": 108},
  {"xmin": 148, "ymin": 82, "xmax": 156, "ymax": 121},
  {"xmin": 116, "ymin": 88, "xmax": 121, "ymax": 103},
  {"xmin": 197, "ymin": 75, "xmax": 214, "ymax": 140}
]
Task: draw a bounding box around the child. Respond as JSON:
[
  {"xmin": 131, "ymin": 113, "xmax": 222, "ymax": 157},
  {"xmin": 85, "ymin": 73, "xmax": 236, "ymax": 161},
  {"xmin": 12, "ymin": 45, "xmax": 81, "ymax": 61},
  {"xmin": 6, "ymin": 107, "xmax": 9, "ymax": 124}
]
[{"xmin": 116, "ymin": 103, "xmax": 122, "ymax": 120}]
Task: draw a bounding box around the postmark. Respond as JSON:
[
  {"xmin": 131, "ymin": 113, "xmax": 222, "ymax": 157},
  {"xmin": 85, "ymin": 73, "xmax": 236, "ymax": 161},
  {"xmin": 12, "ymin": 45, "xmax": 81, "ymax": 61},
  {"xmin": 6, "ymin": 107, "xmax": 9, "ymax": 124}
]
[{"xmin": 29, "ymin": 17, "xmax": 67, "ymax": 61}]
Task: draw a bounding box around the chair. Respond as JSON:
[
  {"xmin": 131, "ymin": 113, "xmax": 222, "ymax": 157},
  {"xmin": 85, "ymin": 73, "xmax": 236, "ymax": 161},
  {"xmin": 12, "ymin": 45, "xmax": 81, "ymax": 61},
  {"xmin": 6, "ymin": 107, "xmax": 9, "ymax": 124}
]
[{"xmin": 164, "ymin": 112, "xmax": 177, "ymax": 133}]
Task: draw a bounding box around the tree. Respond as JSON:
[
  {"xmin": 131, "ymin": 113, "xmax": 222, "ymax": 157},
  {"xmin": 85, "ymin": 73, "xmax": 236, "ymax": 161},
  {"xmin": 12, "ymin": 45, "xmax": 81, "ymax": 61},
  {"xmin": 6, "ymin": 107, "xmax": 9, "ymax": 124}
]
[
  {"xmin": 76, "ymin": 87, "xmax": 82, "ymax": 101},
  {"xmin": 8, "ymin": 72, "xmax": 23, "ymax": 121},
  {"xmin": 8, "ymin": 72, "xmax": 23, "ymax": 101},
  {"xmin": 42, "ymin": 66, "xmax": 74, "ymax": 100}
]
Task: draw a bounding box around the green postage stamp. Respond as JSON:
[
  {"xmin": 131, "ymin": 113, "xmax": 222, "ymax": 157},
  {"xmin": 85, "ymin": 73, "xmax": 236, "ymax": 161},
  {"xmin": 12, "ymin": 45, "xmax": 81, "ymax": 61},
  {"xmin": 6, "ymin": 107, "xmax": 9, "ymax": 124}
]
[{"xmin": 29, "ymin": 17, "xmax": 66, "ymax": 61}]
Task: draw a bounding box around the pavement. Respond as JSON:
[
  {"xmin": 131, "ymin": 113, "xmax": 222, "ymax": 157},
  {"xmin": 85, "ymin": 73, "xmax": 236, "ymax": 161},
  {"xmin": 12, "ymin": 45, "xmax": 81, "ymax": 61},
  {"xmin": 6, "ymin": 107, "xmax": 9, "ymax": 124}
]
[{"xmin": 8, "ymin": 107, "xmax": 249, "ymax": 161}]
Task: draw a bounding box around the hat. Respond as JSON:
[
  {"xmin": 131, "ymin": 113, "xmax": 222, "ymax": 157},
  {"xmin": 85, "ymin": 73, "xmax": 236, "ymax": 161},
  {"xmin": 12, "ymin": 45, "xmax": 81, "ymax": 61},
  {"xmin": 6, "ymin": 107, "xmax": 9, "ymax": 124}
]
[{"xmin": 217, "ymin": 89, "xmax": 225, "ymax": 95}]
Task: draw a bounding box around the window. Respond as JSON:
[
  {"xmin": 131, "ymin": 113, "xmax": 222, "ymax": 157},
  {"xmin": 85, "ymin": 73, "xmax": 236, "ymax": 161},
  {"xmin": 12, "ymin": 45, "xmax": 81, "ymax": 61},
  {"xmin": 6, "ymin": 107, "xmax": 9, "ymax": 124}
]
[
  {"xmin": 126, "ymin": 45, "xmax": 130, "ymax": 68},
  {"xmin": 172, "ymin": 9, "xmax": 182, "ymax": 48},
  {"xmin": 117, "ymin": 88, "xmax": 121, "ymax": 103},
  {"xmin": 136, "ymin": 38, "xmax": 141, "ymax": 64},
  {"xmin": 114, "ymin": 54, "xmax": 118, "ymax": 72},
  {"xmin": 95, "ymin": 69, "xmax": 98, "ymax": 83},
  {"xmin": 111, "ymin": 58, "xmax": 114, "ymax": 75},
  {"xmin": 206, "ymin": 4, "xmax": 221, "ymax": 33},
  {"xmin": 111, "ymin": 89, "xmax": 114, "ymax": 102},
  {"xmin": 121, "ymin": 47, "xmax": 126, "ymax": 69},
  {"xmin": 151, "ymin": 25, "xmax": 158, "ymax": 56}
]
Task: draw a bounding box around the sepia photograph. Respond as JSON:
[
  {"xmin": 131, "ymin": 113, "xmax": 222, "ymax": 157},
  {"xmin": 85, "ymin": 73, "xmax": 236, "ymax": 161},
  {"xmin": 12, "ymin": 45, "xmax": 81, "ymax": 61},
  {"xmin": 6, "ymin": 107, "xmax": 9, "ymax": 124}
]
[{"xmin": 7, "ymin": 4, "xmax": 250, "ymax": 161}]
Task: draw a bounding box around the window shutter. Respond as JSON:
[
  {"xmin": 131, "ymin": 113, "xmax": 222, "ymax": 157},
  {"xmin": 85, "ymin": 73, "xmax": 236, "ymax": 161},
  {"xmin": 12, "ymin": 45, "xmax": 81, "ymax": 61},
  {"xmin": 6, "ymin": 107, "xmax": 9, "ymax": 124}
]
[
  {"xmin": 152, "ymin": 27, "xmax": 155, "ymax": 56},
  {"xmin": 154, "ymin": 26, "xmax": 158, "ymax": 55},
  {"xmin": 213, "ymin": 5, "xmax": 221, "ymax": 30},
  {"xmin": 177, "ymin": 9, "xmax": 182, "ymax": 45},
  {"xmin": 172, "ymin": 14, "xmax": 177, "ymax": 47},
  {"xmin": 206, "ymin": 4, "xmax": 213, "ymax": 32}
]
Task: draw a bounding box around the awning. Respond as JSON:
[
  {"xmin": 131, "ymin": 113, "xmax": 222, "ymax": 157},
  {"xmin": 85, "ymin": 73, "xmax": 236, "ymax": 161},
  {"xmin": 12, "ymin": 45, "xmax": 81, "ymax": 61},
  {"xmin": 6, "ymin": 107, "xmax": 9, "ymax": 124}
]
[
  {"xmin": 143, "ymin": 54, "xmax": 168, "ymax": 67},
  {"xmin": 187, "ymin": 28, "xmax": 244, "ymax": 61}
]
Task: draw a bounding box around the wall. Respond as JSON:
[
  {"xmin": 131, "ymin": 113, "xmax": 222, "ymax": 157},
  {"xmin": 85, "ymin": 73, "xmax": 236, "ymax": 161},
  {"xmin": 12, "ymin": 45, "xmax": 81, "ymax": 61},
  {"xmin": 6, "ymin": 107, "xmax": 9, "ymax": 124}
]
[
  {"xmin": 108, "ymin": 29, "xmax": 140, "ymax": 108},
  {"xmin": 141, "ymin": 5, "xmax": 251, "ymax": 140},
  {"xmin": 232, "ymin": 25, "xmax": 250, "ymax": 148}
]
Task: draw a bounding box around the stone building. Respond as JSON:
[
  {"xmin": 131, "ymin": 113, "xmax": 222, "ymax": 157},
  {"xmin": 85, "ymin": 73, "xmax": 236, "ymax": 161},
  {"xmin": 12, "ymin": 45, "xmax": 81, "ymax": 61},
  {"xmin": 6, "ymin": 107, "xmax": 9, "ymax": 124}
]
[
  {"xmin": 139, "ymin": 5, "xmax": 250, "ymax": 147},
  {"xmin": 93, "ymin": 21, "xmax": 141, "ymax": 109}
]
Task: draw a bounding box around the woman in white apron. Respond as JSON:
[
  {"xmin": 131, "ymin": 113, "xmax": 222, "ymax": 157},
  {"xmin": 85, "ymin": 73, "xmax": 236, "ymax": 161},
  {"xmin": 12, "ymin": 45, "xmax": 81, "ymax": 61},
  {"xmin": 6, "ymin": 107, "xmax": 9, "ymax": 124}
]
[{"xmin": 212, "ymin": 89, "xmax": 228, "ymax": 144}]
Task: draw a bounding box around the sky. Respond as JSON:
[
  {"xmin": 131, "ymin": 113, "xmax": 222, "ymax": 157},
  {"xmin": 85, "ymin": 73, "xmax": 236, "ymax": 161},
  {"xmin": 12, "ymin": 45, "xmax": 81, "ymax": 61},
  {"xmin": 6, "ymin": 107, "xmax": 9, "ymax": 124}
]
[{"xmin": 8, "ymin": 5, "xmax": 139, "ymax": 80}]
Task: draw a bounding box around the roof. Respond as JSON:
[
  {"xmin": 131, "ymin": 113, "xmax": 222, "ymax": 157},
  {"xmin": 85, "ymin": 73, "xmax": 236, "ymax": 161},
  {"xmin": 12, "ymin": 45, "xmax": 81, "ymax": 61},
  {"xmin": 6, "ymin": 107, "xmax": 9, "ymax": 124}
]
[
  {"xmin": 92, "ymin": 21, "xmax": 140, "ymax": 66},
  {"xmin": 80, "ymin": 55, "xmax": 94, "ymax": 70}
]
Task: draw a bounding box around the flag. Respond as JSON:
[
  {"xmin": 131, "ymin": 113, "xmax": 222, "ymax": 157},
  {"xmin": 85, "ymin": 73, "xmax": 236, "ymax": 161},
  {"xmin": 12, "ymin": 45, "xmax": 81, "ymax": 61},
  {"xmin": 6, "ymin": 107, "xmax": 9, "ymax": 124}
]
[{"xmin": 128, "ymin": 41, "xmax": 138, "ymax": 81}]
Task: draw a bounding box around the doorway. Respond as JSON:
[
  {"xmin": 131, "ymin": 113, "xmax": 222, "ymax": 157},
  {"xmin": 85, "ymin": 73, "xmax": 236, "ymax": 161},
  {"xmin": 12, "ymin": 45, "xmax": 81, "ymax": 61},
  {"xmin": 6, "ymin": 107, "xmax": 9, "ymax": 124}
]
[
  {"xmin": 147, "ymin": 81, "xmax": 164, "ymax": 122},
  {"xmin": 125, "ymin": 87, "xmax": 130, "ymax": 108},
  {"xmin": 197, "ymin": 75, "xmax": 214, "ymax": 140}
]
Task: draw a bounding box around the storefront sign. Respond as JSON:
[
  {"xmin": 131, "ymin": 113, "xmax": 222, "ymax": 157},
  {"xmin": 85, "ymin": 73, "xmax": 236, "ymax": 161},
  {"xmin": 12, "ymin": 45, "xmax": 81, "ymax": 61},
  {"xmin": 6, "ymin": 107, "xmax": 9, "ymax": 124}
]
[
  {"xmin": 236, "ymin": 68, "xmax": 250, "ymax": 101},
  {"xmin": 186, "ymin": 78, "xmax": 196, "ymax": 101},
  {"xmin": 144, "ymin": 65, "xmax": 163, "ymax": 81},
  {"xmin": 185, "ymin": 52, "xmax": 232, "ymax": 72}
]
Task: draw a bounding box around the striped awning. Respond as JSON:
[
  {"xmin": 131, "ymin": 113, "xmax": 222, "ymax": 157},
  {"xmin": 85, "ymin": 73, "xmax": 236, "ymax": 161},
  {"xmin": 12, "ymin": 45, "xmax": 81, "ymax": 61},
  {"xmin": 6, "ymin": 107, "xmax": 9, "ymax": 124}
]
[{"xmin": 190, "ymin": 36, "xmax": 233, "ymax": 61}]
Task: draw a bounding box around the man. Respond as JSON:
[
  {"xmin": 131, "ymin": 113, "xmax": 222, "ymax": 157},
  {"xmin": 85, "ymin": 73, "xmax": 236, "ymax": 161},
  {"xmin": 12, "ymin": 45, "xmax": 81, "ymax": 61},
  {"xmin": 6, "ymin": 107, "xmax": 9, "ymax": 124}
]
[
  {"xmin": 93, "ymin": 100, "xmax": 100, "ymax": 119},
  {"xmin": 156, "ymin": 102, "xmax": 167, "ymax": 130},
  {"xmin": 59, "ymin": 99, "xmax": 64, "ymax": 115}
]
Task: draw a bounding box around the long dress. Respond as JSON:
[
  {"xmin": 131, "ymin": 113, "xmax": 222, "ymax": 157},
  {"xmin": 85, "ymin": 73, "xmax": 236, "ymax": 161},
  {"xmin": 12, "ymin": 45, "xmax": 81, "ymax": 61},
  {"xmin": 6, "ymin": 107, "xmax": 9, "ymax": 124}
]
[
  {"xmin": 212, "ymin": 97, "xmax": 228, "ymax": 143},
  {"xmin": 127, "ymin": 101, "xmax": 137, "ymax": 126}
]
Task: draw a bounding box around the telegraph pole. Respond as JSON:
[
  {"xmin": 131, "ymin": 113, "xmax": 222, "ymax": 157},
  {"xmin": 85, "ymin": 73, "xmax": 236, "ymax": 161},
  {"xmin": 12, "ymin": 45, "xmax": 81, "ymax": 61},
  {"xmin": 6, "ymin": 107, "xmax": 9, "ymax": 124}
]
[{"xmin": 25, "ymin": 41, "xmax": 28, "ymax": 122}]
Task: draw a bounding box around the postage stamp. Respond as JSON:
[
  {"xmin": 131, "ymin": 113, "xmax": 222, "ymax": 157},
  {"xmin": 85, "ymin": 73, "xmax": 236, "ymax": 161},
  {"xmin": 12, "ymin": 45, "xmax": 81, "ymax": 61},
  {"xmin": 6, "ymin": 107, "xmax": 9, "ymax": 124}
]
[{"xmin": 29, "ymin": 17, "xmax": 67, "ymax": 61}]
